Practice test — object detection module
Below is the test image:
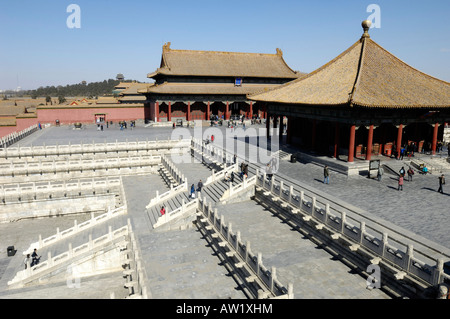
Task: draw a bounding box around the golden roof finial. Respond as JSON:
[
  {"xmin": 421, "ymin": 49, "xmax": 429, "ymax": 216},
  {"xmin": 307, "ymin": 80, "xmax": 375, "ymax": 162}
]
[{"xmin": 361, "ymin": 20, "xmax": 372, "ymax": 38}]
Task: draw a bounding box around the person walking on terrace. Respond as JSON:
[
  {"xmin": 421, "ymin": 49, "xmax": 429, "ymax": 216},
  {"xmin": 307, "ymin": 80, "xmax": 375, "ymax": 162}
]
[
  {"xmin": 190, "ymin": 184, "xmax": 196, "ymax": 199},
  {"xmin": 31, "ymin": 249, "xmax": 41, "ymax": 267},
  {"xmin": 377, "ymin": 165, "xmax": 384, "ymax": 182},
  {"xmin": 24, "ymin": 254, "xmax": 31, "ymax": 269},
  {"xmin": 438, "ymin": 174, "xmax": 445, "ymax": 194},
  {"xmin": 407, "ymin": 167, "xmax": 414, "ymax": 181},
  {"xmin": 398, "ymin": 175, "xmax": 404, "ymax": 191},
  {"xmin": 323, "ymin": 165, "xmax": 330, "ymax": 184}
]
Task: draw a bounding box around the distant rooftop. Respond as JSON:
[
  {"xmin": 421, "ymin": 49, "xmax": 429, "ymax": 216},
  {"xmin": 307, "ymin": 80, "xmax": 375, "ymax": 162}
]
[{"xmin": 147, "ymin": 42, "xmax": 303, "ymax": 79}]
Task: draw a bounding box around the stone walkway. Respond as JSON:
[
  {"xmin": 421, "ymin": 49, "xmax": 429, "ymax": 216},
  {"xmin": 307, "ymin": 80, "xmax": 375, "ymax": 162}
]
[{"xmin": 276, "ymin": 159, "xmax": 450, "ymax": 247}]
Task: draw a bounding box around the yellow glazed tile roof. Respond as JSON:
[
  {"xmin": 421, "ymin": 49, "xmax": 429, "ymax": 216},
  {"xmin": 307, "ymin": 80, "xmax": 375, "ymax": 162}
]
[{"xmin": 250, "ymin": 23, "xmax": 450, "ymax": 109}]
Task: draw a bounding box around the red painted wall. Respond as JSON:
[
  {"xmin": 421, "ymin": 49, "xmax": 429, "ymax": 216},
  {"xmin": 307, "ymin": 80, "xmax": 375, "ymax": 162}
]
[
  {"xmin": 0, "ymin": 106, "xmax": 147, "ymax": 139},
  {"xmin": 0, "ymin": 117, "xmax": 38, "ymax": 139},
  {"xmin": 36, "ymin": 106, "xmax": 145, "ymax": 125}
]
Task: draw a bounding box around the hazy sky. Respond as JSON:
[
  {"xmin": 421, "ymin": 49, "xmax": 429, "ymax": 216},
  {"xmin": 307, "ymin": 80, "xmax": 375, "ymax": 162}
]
[{"xmin": 0, "ymin": 0, "xmax": 449, "ymax": 90}]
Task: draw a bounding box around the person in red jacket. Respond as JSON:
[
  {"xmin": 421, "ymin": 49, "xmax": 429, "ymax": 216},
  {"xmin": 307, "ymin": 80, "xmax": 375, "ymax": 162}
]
[{"xmin": 398, "ymin": 175, "xmax": 404, "ymax": 191}]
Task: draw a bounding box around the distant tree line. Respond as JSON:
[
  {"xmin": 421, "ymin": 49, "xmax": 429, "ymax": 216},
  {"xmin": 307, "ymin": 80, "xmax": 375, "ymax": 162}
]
[{"xmin": 26, "ymin": 79, "xmax": 137, "ymax": 99}]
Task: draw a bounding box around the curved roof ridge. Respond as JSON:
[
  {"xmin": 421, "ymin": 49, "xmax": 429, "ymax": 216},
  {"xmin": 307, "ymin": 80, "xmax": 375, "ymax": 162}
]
[
  {"xmin": 164, "ymin": 45, "xmax": 283, "ymax": 57},
  {"xmin": 150, "ymin": 42, "xmax": 300, "ymax": 79},
  {"xmin": 348, "ymin": 37, "xmax": 368, "ymax": 106}
]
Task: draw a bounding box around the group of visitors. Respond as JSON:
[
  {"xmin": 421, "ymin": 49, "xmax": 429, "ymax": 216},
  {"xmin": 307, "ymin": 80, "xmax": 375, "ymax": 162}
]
[
  {"xmin": 397, "ymin": 165, "xmax": 444, "ymax": 193},
  {"xmin": 23, "ymin": 249, "xmax": 40, "ymax": 269},
  {"xmin": 224, "ymin": 171, "xmax": 235, "ymax": 183},
  {"xmin": 119, "ymin": 120, "xmax": 135, "ymax": 130},
  {"xmin": 158, "ymin": 179, "xmax": 204, "ymax": 216}
]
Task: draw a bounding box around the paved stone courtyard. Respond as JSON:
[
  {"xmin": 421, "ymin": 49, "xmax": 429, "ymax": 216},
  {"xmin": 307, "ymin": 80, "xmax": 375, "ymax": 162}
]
[{"xmin": 0, "ymin": 122, "xmax": 449, "ymax": 299}]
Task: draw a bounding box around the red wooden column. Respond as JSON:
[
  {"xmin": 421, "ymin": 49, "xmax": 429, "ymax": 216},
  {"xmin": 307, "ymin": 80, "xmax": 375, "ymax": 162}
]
[
  {"xmin": 249, "ymin": 102, "xmax": 253, "ymax": 119},
  {"xmin": 348, "ymin": 124, "xmax": 356, "ymax": 163},
  {"xmin": 432, "ymin": 123, "xmax": 439, "ymax": 154},
  {"xmin": 155, "ymin": 102, "xmax": 160, "ymax": 122},
  {"xmin": 396, "ymin": 124, "xmax": 403, "ymax": 159},
  {"xmin": 365, "ymin": 124, "xmax": 374, "ymax": 160},
  {"xmin": 167, "ymin": 101, "xmax": 172, "ymax": 122},
  {"xmin": 186, "ymin": 102, "xmax": 191, "ymax": 121},
  {"xmin": 225, "ymin": 102, "xmax": 230, "ymax": 120},
  {"xmin": 333, "ymin": 122, "xmax": 340, "ymax": 158},
  {"xmin": 206, "ymin": 101, "xmax": 210, "ymax": 120}
]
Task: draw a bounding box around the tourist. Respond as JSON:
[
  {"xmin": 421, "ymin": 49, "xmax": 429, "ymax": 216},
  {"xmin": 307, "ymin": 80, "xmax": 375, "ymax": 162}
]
[
  {"xmin": 23, "ymin": 254, "xmax": 31, "ymax": 269},
  {"xmin": 266, "ymin": 163, "xmax": 273, "ymax": 180},
  {"xmin": 224, "ymin": 172, "xmax": 230, "ymax": 182},
  {"xmin": 323, "ymin": 165, "xmax": 330, "ymax": 184},
  {"xmin": 31, "ymin": 249, "xmax": 40, "ymax": 267},
  {"xmin": 438, "ymin": 174, "xmax": 445, "ymax": 194},
  {"xmin": 399, "ymin": 166, "xmax": 405, "ymax": 177},
  {"xmin": 160, "ymin": 206, "xmax": 166, "ymax": 216},
  {"xmin": 197, "ymin": 179, "xmax": 203, "ymax": 192},
  {"xmin": 211, "ymin": 135, "xmax": 215, "ymax": 143},
  {"xmin": 400, "ymin": 147, "xmax": 405, "ymax": 160},
  {"xmin": 407, "ymin": 167, "xmax": 414, "ymax": 181},
  {"xmin": 190, "ymin": 184, "xmax": 195, "ymax": 198},
  {"xmin": 230, "ymin": 171, "xmax": 234, "ymax": 183},
  {"xmin": 398, "ymin": 175, "xmax": 404, "ymax": 191},
  {"xmin": 377, "ymin": 165, "xmax": 384, "ymax": 181},
  {"xmin": 422, "ymin": 165, "xmax": 428, "ymax": 175}
]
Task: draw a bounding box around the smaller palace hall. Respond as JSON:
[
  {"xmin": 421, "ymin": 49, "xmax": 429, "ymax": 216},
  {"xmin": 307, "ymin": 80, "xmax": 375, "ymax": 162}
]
[{"xmin": 139, "ymin": 42, "xmax": 304, "ymax": 122}]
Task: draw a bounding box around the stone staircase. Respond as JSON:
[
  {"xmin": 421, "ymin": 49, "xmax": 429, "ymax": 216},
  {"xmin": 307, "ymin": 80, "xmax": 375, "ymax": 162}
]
[
  {"xmin": 158, "ymin": 163, "xmax": 178, "ymax": 187},
  {"xmin": 201, "ymin": 173, "xmax": 246, "ymax": 203},
  {"xmin": 146, "ymin": 191, "xmax": 193, "ymax": 227},
  {"xmin": 145, "ymin": 146, "xmax": 257, "ymax": 229}
]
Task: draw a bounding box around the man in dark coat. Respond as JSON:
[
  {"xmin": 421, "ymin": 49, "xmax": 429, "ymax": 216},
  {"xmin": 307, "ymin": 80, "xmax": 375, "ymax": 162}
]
[{"xmin": 438, "ymin": 174, "xmax": 445, "ymax": 194}]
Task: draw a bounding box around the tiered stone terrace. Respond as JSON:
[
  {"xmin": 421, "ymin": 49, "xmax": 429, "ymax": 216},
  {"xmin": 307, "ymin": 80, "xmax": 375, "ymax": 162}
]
[{"xmin": 0, "ymin": 122, "xmax": 448, "ymax": 299}]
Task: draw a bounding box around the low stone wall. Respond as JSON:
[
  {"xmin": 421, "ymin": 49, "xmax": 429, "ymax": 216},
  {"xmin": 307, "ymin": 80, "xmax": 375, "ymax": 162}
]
[
  {"xmin": 0, "ymin": 194, "xmax": 116, "ymax": 223},
  {"xmin": 0, "ymin": 124, "xmax": 38, "ymax": 147},
  {"xmin": 0, "ymin": 156, "xmax": 161, "ymax": 183},
  {"xmin": 0, "ymin": 178, "xmax": 121, "ymax": 204},
  {"xmin": 0, "ymin": 138, "xmax": 191, "ymax": 160}
]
